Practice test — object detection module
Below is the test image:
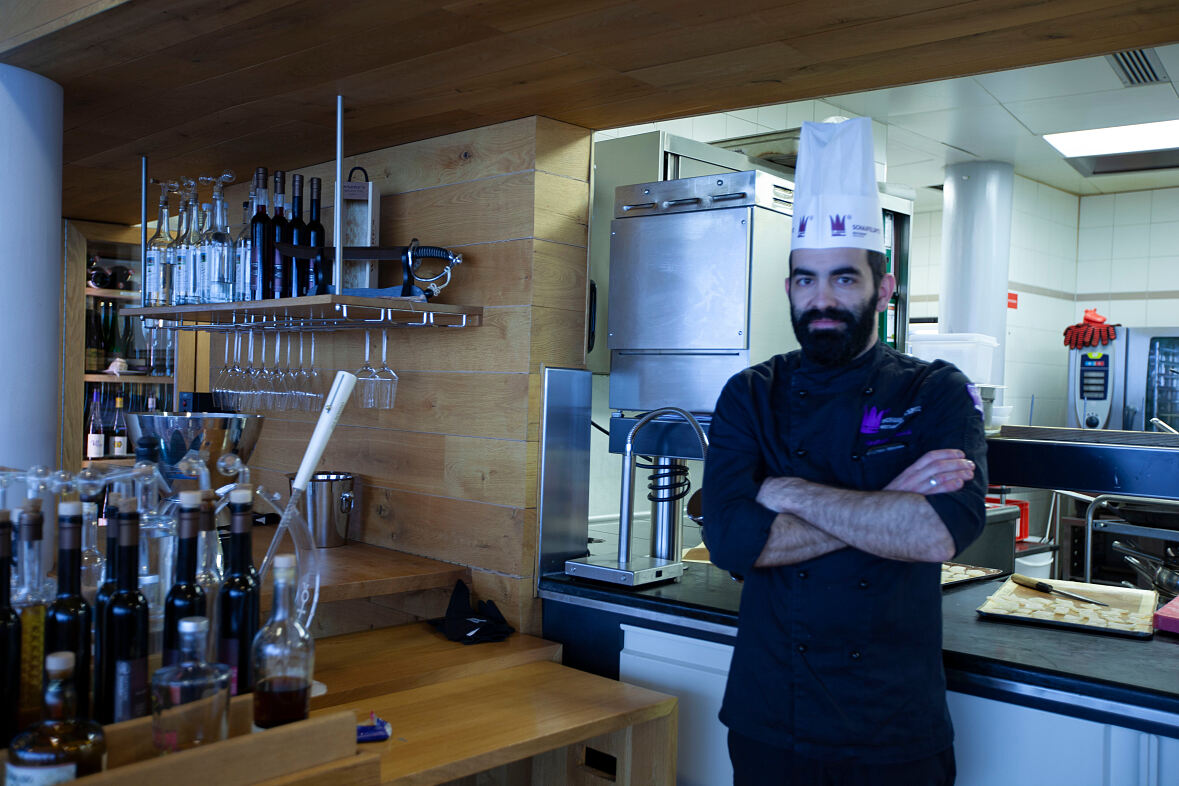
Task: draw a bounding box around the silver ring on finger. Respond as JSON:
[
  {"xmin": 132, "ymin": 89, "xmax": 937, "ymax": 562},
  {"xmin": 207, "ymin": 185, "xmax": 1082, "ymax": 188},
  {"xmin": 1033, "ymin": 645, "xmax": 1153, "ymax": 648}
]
[{"xmin": 929, "ymin": 477, "xmax": 938, "ymax": 487}]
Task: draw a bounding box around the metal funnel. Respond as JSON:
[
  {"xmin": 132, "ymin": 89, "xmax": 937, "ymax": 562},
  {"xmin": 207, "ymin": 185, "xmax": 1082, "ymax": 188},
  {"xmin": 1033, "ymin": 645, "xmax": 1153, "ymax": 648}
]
[{"xmin": 126, "ymin": 412, "xmax": 264, "ymax": 482}]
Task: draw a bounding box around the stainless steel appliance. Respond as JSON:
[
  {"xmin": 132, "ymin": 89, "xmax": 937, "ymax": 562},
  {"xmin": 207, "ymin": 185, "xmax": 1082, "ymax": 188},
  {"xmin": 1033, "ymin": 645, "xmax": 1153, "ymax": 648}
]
[
  {"xmin": 606, "ymin": 170, "xmax": 796, "ymax": 413},
  {"xmin": 287, "ymin": 471, "xmax": 356, "ymax": 548},
  {"xmin": 1067, "ymin": 327, "xmax": 1179, "ymax": 430}
]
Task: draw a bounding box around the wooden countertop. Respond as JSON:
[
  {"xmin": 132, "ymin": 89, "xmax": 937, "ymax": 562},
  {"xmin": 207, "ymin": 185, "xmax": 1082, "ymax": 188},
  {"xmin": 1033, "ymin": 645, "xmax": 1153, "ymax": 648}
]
[{"xmin": 253, "ymin": 534, "xmax": 468, "ymax": 606}]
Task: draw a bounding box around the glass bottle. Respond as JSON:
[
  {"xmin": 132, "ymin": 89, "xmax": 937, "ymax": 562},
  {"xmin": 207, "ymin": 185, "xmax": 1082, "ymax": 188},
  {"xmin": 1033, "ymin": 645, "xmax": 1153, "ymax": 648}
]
[
  {"xmin": 195, "ymin": 202, "xmax": 213, "ymax": 305},
  {"xmin": 184, "ymin": 194, "xmax": 204, "ymax": 305},
  {"xmin": 92, "ymin": 491, "xmax": 121, "ymax": 721},
  {"xmin": 120, "ymin": 317, "xmax": 136, "ymax": 369},
  {"xmin": 307, "ymin": 177, "xmax": 326, "ymax": 295},
  {"xmin": 96, "ymin": 498, "xmax": 150, "ymax": 723},
  {"xmin": 205, "ymin": 173, "xmax": 235, "ymax": 304},
  {"xmin": 12, "ymin": 499, "xmax": 47, "ymax": 729},
  {"xmin": 218, "ymin": 487, "xmax": 257, "ymax": 694},
  {"xmin": 252, "ymin": 553, "xmax": 313, "ymax": 730},
  {"xmin": 1, "ymin": 512, "xmax": 21, "ymax": 747},
  {"xmin": 145, "ymin": 181, "xmax": 174, "ymax": 307},
  {"xmin": 196, "ymin": 490, "xmax": 223, "ymax": 663},
  {"xmin": 235, "ymin": 197, "xmax": 253, "ymax": 301},
  {"xmin": 150, "ymin": 616, "xmax": 231, "ymax": 753},
  {"xmin": 79, "ymin": 499, "xmax": 104, "ymax": 607},
  {"xmin": 105, "ymin": 300, "xmax": 122, "ymax": 360},
  {"xmin": 250, "ymin": 168, "xmax": 273, "ymax": 300},
  {"xmin": 170, "ymin": 193, "xmax": 191, "ymax": 306},
  {"xmin": 272, "ymin": 171, "xmax": 291, "ymax": 298},
  {"xmin": 46, "ymin": 502, "xmax": 92, "ymax": 719},
  {"xmin": 85, "ymin": 389, "xmax": 105, "ymax": 460},
  {"xmin": 5, "ymin": 652, "xmax": 106, "ymax": 780},
  {"xmin": 163, "ymin": 491, "xmax": 206, "ymax": 666},
  {"xmin": 289, "ymin": 174, "xmax": 309, "ymax": 296},
  {"xmin": 108, "ymin": 396, "xmax": 128, "ymax": 458},
  {"xmin": 85, "ymin": 302, "xmax": 101, "ymax": 373}
]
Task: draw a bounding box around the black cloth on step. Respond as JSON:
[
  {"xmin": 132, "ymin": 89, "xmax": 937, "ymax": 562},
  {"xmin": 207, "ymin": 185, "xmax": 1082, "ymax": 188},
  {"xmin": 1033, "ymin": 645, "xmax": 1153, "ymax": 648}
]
[{"xmin": 430, "ymin": 580, "xmax": 515, "ymax": 644}]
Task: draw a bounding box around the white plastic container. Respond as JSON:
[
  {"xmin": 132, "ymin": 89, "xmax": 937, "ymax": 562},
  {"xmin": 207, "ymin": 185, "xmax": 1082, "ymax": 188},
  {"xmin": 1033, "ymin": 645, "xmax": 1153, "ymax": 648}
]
[
  {"xmin": 907, "ymin": 333, "xmax": 999, "ymax": 384},
  {"xmin": 1015, "ymin": 551, "xmax": 1053, "ymax": 580}
]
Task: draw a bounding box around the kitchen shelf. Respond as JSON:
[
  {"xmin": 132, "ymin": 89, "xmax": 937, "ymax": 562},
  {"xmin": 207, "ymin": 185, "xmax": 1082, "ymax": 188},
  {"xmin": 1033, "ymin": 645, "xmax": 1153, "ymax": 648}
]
[
  {"xmin": 252, "ymin": 536, "xmax": 468, "ymax": 606},
  {"xmin": 85, "ymin": 287, "xmax": 140, "ymax": 301},
  {"xmin": 83, "ymin": 457, "xmax": 135, "ymax": 467},
  {"xmin": 125, "ymin": 294, "xmax": 482, "ymax": 332},
  {"xmin": 83, "ymin": 373, "xmax": 168, "ymax": 383}
]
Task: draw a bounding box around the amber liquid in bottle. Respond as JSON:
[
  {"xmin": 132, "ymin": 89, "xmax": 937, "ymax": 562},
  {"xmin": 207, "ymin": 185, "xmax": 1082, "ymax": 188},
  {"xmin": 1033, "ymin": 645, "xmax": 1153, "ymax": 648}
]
[
  {"xmin": 253, "ymin": 677, "xmax": 311, "ymax": 729},
  {"xmin": 14, "ymin": 500, "xmax": 47, "ymax": 730},
  {"xmin": 0, "ymin": 513, "xmax": 21, "ymax": 746}
]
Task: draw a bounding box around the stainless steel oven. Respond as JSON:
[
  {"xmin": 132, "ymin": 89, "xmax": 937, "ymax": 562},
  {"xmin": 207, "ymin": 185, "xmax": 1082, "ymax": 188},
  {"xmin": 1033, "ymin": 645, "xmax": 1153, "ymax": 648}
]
[{"xmin": 1067, "ymin": 327, "xmax": 1179, "ymax": 430}]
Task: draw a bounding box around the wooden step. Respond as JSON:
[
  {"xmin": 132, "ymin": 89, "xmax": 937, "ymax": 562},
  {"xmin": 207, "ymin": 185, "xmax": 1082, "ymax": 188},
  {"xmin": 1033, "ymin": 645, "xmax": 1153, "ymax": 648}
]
[
  {"xmin": 312, "ymin": 623, "xmax": 562, "ymax": 711},
  {"xmin": 314, "ymin": 660, "xmax": 676, "ymax": 785}
]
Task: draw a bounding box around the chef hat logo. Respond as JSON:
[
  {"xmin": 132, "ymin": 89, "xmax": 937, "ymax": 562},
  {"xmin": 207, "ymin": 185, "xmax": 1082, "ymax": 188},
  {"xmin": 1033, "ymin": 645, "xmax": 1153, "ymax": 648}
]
[{"xmin": 791, "ymin": 118, "xmax": 884, "ymax": 254}]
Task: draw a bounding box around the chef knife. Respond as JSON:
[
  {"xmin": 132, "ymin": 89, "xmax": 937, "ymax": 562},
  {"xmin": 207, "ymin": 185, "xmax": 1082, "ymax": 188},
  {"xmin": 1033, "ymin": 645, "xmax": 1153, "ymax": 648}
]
[{"xmin": 1012, "ymin": 573, "xmax": 1109, "ymax": 606}]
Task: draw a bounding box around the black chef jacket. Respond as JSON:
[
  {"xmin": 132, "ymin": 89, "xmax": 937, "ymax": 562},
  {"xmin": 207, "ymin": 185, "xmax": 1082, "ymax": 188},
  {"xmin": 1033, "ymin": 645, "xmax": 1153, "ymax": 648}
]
[{"xmin": 702, "ymin": 341, "xmax": 988, "ymax": 765}]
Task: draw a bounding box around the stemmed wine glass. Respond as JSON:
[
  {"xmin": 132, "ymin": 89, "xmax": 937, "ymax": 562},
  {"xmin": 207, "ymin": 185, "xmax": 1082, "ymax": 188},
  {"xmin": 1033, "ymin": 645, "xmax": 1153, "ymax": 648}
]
[
  {"xmin": 374, "ymin": 330, "xmax": 398, "ymax": 409},
  {"xmin": 306, "ymin": 332, "xmax": 324, "ymax": 411},
  {"xmin": 355, "ymin": 330, "xmax": 380, "ymax": 409},
  {"xmin": 213, "ymin": 332, "xmax": 232, "ymax": 410},
  {"xmin": 277, "ymin": 331, "xmax": 297, "ymax": 412}
]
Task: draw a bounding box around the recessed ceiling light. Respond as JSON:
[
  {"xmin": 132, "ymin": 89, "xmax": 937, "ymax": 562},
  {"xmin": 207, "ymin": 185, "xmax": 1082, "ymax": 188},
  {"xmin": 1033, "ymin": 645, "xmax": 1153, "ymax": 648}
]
[{"xmin": 1044, "ymin": 119, "xmax": 1179, "ymax": 158}]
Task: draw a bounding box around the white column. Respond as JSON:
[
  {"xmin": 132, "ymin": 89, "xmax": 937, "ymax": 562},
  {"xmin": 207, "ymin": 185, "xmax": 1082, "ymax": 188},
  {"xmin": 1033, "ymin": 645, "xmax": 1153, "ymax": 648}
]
[
  {"xmin": 940, "ymin": 161, "xmax": 1014, "ymax": 385},
  {"xmin": 0, "ymin": 64, "xmax": 63, "ymax": 469}
]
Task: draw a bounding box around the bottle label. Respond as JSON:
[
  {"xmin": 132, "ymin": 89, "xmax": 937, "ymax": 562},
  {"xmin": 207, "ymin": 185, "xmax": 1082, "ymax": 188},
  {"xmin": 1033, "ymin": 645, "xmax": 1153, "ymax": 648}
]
[
  {"xmin": 5, "ymin": 763, "xmax": 77, "ymax": 786},
  {"xmin": 113, "ymin": 657, "xmax": 148, "ymax": 721},
  {"xmin": 110, "ymin": 436, "xmax": 127, "ymax": 456},
  {"xmin": 86, "ymin": 434, "xmax": 105, "ymax": 459}
]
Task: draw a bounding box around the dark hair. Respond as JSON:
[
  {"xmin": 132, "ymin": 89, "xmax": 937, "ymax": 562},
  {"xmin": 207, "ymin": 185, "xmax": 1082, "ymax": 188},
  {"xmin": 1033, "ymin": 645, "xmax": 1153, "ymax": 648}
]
[{"xmin": 789, "ymin": 249, "xmax": 888, "ymax": 290}]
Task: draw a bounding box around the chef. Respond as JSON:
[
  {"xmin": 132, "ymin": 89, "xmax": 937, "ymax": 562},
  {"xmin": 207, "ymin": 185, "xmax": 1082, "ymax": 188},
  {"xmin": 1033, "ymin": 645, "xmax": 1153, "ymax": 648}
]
[{"xmin": 702, "ymin": 117, "xmax": 988, "ymax": 785}]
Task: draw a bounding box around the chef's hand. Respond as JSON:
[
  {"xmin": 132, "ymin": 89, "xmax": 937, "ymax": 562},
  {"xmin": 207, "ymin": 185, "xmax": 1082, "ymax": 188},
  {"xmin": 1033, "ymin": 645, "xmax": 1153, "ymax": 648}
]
[{"xmin": 885, "ymin": 449, "xmax": 975, "ymax": 495}]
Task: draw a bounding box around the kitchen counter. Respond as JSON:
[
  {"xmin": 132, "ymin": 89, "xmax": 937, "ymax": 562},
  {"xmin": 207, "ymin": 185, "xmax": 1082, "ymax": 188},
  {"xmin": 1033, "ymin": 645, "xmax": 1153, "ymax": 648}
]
[{"xmin": 539, "ymin": 565, "xmax": 1179, "ymax": 738}]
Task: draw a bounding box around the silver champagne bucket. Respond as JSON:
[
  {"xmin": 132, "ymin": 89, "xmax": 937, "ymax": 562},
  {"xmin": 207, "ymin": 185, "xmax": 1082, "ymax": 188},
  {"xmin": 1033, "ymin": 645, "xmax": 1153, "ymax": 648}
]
[{"xmin": 288, "ymin": 472, "xmax": 356, "ymax": 548}]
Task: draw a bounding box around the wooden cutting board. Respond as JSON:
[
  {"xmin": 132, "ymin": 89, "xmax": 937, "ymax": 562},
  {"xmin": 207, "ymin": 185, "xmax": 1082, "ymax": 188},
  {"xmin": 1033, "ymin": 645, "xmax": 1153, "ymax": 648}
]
[{"xmin": 977, "ymin": 577, "xmax": 1157, "ymax": 638}]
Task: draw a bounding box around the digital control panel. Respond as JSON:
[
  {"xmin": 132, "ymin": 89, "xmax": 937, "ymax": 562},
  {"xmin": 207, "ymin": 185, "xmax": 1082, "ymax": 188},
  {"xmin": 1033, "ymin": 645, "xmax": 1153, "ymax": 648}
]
[{"xmin": 1079, "ymin": 353, "xmax": 1109, "ymax": 400}]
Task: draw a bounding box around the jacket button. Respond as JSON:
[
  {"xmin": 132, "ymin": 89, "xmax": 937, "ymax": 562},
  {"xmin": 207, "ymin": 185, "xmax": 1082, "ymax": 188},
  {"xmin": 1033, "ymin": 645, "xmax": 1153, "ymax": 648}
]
[
  {"xmin": 851, "ymin": 453, "xmax": 861, "ymax": 461},
  {"xmin": 795, "ymin": 448, "xmax": 808, "ymax": 458},
  {"xmin": 797, "ymin": 390, "xmax": 808, "ymax": 398},
  {"xmin": 798, "ymin": 570, "xmax": 808, "ymax": 580},
  {"xmin": 797, "ymin": 644, "xmax": 808, "ymax": 653},
  {"xmin": 863, "ymin": 387, "xmax": 874, "ymax": 396},
  {"xmin": 859, "ymin": 579, "xmax": 869, "ymax": 589},
  {"xmin": 850, "ymin": 650, "xmax": 861, "ymax": 660}
]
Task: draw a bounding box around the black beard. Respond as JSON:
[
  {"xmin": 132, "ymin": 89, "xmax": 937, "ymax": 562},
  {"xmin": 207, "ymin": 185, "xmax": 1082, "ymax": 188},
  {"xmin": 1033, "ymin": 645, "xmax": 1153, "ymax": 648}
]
[{"xmin": 790, "ymin": 295, "xmax": 878, "ymax": 367}]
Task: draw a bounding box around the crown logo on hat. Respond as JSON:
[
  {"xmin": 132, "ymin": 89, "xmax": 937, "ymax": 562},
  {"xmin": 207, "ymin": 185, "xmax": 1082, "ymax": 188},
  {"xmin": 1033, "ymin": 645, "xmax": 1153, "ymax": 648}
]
[
  {"xmin": 829, "ymin": 214, "xmax": 849, "ymax": 236},
  {"xmin": 797, "ymin": 215, "xmax": 810, "ymax": 237}
]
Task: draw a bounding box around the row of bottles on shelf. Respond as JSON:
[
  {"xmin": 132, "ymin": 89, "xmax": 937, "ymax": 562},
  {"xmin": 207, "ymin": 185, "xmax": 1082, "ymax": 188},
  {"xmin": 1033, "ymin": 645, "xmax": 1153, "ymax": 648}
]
[
  {"xmin": 2, "ymin": 486, "xmax": 312, "ymax": 778},
  {"xmin": 86, "ymin": 298, "xmax": 175, "ymax": 376},
  {"xmin": 143, "ymin": 167, "xmax": 329, "ymax": 308},
  {"xmin": 84, "ymin": 384, "xmax": 170, "ymax": 460}
]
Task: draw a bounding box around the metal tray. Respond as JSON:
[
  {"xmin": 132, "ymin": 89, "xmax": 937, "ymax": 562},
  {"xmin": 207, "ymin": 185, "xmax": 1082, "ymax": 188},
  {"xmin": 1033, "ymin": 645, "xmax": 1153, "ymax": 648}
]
[{"xmin": 940, "ymin": 561, "xmax": 1006, "ymax": 588}]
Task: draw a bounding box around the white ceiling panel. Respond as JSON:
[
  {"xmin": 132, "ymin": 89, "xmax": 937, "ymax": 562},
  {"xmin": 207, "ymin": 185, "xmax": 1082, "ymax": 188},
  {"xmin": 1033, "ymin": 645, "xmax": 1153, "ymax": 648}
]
[
  {"xmin": 825, "ymin": 77, "xmax": 996, "ymax": 119},
  {"xmin": 1003, "ymin": 83, "xmax": 1179, "ymax": 135},
  {"xmin": 882, "ymin": 104, "xmax": 1028, "ymax": 161},
  {"xmin": 974, "ymin": 57, "xmax": 1123, "ymax": 103}
]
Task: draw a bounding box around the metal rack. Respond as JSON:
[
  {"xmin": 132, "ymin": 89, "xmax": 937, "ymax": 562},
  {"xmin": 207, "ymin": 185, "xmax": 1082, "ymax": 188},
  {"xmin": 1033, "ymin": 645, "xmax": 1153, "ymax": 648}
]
[{"xmin": 124, "ymin": 294, "xmax": 482, "ymax": 333}]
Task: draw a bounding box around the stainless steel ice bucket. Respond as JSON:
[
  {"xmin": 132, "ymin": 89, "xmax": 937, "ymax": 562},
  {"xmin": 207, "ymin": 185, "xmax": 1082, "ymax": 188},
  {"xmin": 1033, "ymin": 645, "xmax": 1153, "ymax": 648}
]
[{"xmin": 288, "ymin": 471, "xmax": 356, "ymax": 548}]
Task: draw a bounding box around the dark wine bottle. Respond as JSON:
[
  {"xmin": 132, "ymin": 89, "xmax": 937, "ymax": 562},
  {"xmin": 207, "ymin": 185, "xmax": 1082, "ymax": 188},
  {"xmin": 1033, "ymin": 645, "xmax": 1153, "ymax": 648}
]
[
  {"xmin": 46, "ymin": 502, "xmax": 92, "ymax": 720},
  {"xmin": 307, "ymin": 177, "xmax": 326, "ymax": 295},
  {"xmin": 95, "ymin": 498, "xmax": 150, "ymax": 723},
  {"xmin": 91, "ymin": 492, "xmax": 120, "ymax": 721},
  {"xmin": 271, "ymin": 170, "xmax": 291, "ymax": 299},
  {"xmin": 85, "ymin": 304, "xmax": 101, "ymax": 373},
  {"xmin": 250, "ymin": 168, "xmax": 273, "ymax": 300},
  {"xmin": 0, "ymin": 512, "xmax": 20, "ymax": 747},
  {"xmin": 106, "ymin": 300, "xmax": 122, "ymax": 360},
  {"xmin": 218, "ymin": 486, "xmax": 259, "ymax": 695},
  {"xmin": 289, "ymin": 174, "xmax": 309, "ymax": 297},
  {"xmin": 163, "ymin": 491, "xmax": 206, "ymax": 666}
]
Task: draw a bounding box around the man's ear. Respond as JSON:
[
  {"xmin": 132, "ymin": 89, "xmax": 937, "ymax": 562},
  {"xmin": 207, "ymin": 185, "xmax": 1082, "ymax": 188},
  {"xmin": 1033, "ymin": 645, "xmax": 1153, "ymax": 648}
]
[{"xmin": 876, "ymin": 272, "xmax": 896, "ymax": 312}]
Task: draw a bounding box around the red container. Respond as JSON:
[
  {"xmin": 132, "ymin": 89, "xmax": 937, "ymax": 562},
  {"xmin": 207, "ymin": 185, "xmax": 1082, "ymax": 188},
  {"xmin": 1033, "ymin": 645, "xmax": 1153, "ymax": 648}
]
[{"xmin": 986, "ymin": 497, "xmax": 1029, "ymax": 541}]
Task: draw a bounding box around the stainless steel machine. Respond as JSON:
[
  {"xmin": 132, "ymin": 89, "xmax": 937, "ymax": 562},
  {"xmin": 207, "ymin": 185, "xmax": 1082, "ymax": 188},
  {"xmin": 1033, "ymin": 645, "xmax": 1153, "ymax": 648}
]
[{"xmin": 1067, "ymin": 327, "xmax": 1179, "ymax": 431}]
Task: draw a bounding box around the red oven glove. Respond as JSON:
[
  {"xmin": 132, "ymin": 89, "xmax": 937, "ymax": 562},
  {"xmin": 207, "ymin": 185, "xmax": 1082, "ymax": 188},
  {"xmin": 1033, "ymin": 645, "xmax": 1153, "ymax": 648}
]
[{"xmin": 1063, "ymin": 309, "xmax": 1119, "ymax": 349}]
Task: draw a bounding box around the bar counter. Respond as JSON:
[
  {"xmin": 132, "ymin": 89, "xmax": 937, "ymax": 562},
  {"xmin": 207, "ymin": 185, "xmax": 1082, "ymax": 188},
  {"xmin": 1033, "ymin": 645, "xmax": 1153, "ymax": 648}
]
[{"xmin": 539, "ymin": 564, "xmax": 1179, "ymax": 739}]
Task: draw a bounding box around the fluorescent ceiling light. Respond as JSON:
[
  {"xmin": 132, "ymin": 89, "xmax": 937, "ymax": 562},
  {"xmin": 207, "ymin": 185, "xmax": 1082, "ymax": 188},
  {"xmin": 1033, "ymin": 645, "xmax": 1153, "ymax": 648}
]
[{"xmin": 1044, "ymin": 119, "xmax": 1179, "ymax": 158}]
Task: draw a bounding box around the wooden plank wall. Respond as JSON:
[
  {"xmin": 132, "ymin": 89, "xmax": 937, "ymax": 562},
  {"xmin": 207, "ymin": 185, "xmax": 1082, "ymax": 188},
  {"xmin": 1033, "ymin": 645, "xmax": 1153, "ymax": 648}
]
[{"xmin": 216, "ymin": 117, "xmax": 590, "ymax": 634}]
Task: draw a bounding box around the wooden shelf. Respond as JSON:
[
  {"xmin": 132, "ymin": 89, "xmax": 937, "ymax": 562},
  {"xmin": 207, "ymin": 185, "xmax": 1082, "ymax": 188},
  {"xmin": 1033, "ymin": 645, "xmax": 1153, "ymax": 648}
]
[
  {"xmin": 126, "ymin": 294, "xmax": 482, "ymax": 331},
  {"xmin": 85, "ymin": 287, "xmax": 140, "ymax": 301},
  {"xmin": 253, "ymin": 536, "xmax": 468, "ymax": 606},
  {"xmin": 83, "ymin": 373, "xmax": 168, "ymax": 383},
  {"xmin": 83, "ymin": 457, "xmax": 134, "ymax": 467}
]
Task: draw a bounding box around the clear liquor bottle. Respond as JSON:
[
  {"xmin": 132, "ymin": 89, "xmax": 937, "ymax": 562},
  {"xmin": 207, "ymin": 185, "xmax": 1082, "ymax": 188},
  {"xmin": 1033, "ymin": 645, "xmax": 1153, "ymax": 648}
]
[
  {"xmin": 12, "ymin": 499, "xmax": 47, "ymax": 730},
  {"xmin": 150, "ymin": 617, "xmax": 231, "ymax": 753},
  {"xmin": 1, "ymin": 512, "xmax": 21, "ymax": 747},
  {"xmin": 235, "ymin": 197, "xmax": 253, "ymax": 301},
  {"xmin": 163, "ymin": 491, "xmax": 206, "ymax": 666},
  {"xmin": 251, "ymin": 554, "xmax": 313, "ymax": 730},
  {"xmin": 145, "ymin": 181, "xmax": 174, "ymax": 306},
  {"xmin": 79, "ymin": 499, "xmax": 104, "ymax": 607},
  {"xmin": 195, "ymin": 202, "xmax": 213, "ymax": 305},
  {"xmin": 205, "ymin": 173, "xmax": 235, "ymax": 304},
  {"xmin": 218, "ymin": 487, "xmax": 256, "ymax": 693},
  {"xmin": 169, "ymin": 195, "xmax": 190, "ymax": 306},
  {"xmin": 5, "ymin": 652, "xmax": 106, "ymax": 780},
  {"xmin": 45, "ymin": 502, "xmax": 92, "ymax": 719},
  {"xmin": 85, "ymin": 389, "xmax": 104, "ymax": 460}
]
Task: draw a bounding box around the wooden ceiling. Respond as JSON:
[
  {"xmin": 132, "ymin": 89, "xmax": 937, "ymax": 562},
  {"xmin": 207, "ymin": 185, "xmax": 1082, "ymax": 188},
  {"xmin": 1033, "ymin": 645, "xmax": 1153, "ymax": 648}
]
[{"xmin": 5, "ymin": 0, "xmax": 1179, "ymax": 225}]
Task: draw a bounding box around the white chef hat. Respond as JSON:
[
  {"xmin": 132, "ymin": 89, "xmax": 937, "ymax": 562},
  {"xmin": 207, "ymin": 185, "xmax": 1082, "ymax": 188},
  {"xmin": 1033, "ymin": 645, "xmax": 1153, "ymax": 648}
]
[{"xmin": 791, "ymin": 117, "xmax": 884, "ymax": 254}]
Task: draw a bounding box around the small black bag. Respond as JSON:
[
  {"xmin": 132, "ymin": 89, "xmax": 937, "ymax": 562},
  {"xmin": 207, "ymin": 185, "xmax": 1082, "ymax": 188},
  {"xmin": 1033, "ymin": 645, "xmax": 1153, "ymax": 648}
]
[{"xmin": 430, "ymin": 580, "xmax": 515, "ymax": 644}]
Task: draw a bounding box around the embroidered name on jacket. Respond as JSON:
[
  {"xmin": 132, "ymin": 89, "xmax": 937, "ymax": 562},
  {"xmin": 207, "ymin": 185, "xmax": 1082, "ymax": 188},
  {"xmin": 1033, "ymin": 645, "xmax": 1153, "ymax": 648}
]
[{"xmin": 859, "ymin": 405, "xmax": 922, "ymax": 435}]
